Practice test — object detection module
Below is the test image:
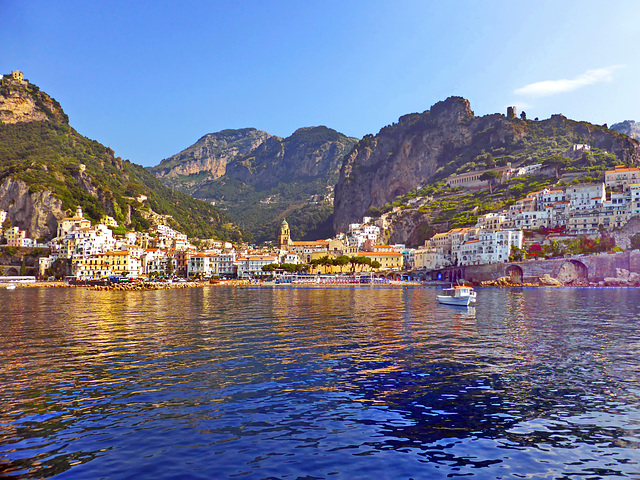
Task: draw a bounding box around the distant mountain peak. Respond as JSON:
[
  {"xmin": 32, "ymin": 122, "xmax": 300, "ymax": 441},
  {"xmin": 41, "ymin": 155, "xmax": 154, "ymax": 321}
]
[{"xmin": 611, "ymin": 120, "xmax": 640, "ymax": 141}]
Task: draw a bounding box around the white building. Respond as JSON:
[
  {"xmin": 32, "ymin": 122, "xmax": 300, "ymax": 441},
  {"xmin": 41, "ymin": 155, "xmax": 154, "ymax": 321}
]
[
  {"xmin": 348, "ymin": 221, "xmax": 381, "ymax": 250},
  {"xmin": 605, "ymin": 165, "xmax": 640, "ymax": 189},
  {"xmin": 456, "ymin": 230, "xmax": 523, "ymax": 266},
  {"xmin": 188, "ymin": 254, "xmax": 214, "ymax": 277},
  {"xmin": 142, "ymin": 248, "xmax": 169, "ymax": 275},
  {"xmin": 236, "ymin": 255, "xmax": 278, "ymax": 278},
  {"xmin": 212, "ymin": 252, "xmax": 236, "ymax": 277},
  {"xmin": 282, "ymin": 252, "xmax": 300, "ymax": 264},
  {"xmin": 566, "ymin": 183, "xmax": 605, "ymax": 211}
]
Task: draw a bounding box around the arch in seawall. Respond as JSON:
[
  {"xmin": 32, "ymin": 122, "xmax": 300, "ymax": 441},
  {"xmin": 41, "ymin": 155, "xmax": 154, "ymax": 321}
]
[
  {"xmin": 569, "ymin": 260, "xmax": 589, "ymax": 282},
  {"xmin": 6, "ymin": 267, "xmax": 19, "ymax": 276},
  {"xmin": 451, "ymin": 268, "xmax": 464, "ymax": 283},
  {"xmin": 506, "ymin": 265, "xmax": 524, "ymax": 283},
  {"xmin": 556, "ymin": 259, "xmax": 589, "ymax": 284}
]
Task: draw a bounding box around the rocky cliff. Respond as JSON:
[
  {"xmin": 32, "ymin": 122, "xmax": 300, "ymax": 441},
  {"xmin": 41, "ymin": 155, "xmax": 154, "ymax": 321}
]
[
  {"xmin": 223, "ymin": 126, "xmax": 357, "ymax": 187},
  {"xmin": 0, "ymin": 72, "xmax": 68, "ymax": 124},
  {"xmin": 333, "ymin": 97, "xmax": 640, "ymax": 233},
  {"xmin": 0, "ymin": 178, "xmax": 64, "ymax": 239},
  {"xmin": 150, "ymin": 128, "xmax": 272, "ymax": 190}
]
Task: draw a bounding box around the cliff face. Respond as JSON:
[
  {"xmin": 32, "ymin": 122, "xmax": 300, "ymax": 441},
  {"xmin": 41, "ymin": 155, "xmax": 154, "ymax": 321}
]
[
  {"xmin": 0, "ymin": 73, "xmax": 67, "ymax": 124},
  {"xmin": 150, "ymin": 128, "xmax": 272, "ymax": 185},
  {"xmin": 151, "ymin": 126, "xmax": 357, "ymax": 190},
  {"xmin": 333, "ymin": 97, "xmax": 640, "ymax": 233},
  {"xmin": 0, "ymin": 178, "xmax": 64, "ymax": 239},
  {"xmin": 223, "ymin": 126, "xmax": 357, "ymax": 187}
]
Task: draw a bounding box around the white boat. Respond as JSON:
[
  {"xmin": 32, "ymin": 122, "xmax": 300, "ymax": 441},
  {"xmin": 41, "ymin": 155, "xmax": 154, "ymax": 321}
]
[
  {"xmin": 5, "ymin": 284, "xmax": 16, "ymax": 290},
  {"xmin": 436, "ymin": 285, "xmax": 476, "ymax": 306}
]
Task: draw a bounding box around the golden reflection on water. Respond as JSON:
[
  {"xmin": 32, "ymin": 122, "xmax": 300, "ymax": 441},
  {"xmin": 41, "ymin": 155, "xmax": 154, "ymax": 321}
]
[
  {"xmin": 3, "ymin": 287, "xmax": 640, "ymax": 479},
  {"xmin": 2, "ymin": 286, "xmax": 639, "ymax": 406}
]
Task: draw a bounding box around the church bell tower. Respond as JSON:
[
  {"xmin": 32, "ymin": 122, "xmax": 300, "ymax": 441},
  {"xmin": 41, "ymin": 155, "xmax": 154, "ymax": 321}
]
[{"xmin": 278, "ymin": 219, "xmax": 291, "ymax": 250}]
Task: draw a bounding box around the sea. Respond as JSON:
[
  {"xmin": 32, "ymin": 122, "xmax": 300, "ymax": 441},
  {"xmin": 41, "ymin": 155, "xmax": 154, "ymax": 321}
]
[{"xmin": 1, "ymin": 285, "xmax": 640, "ymax": 479}]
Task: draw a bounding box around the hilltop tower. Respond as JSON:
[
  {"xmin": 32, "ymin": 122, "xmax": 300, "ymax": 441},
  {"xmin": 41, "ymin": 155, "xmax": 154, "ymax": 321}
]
[
  {"xmin": 507, "ymin": 106, "xmax": 517, "ymax": 120},
  {"xmin": 3, "ymin": 70, "xmax": 28, "ymax": 86},
  {"xmin": 278, "ymin": 219, "xmax": 292, "ymax": 250}
]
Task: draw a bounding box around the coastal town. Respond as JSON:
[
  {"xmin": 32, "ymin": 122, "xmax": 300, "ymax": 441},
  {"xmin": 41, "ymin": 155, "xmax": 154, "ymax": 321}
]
[{"xmin": 2, "ymin": 163, "xmax": 640, "ymax": 282}]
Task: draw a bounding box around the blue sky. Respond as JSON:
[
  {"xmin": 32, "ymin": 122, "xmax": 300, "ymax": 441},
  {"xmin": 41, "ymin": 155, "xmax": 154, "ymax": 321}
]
[{"xmin": 2, "ymin": 1, "xmax": 639, "ymax": 166}]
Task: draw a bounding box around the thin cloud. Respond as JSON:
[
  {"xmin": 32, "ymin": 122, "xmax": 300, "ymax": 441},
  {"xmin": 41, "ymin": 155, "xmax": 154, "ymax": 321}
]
[{"xmin": 514, "ymin": 65, "xmax": 624, "ymax": 97}]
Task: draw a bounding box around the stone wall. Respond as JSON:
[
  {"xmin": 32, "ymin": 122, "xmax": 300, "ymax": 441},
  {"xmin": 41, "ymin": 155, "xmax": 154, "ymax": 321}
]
[{"xmin": 428, "ymin": 250, "xmax": 640, "ymax": 284}]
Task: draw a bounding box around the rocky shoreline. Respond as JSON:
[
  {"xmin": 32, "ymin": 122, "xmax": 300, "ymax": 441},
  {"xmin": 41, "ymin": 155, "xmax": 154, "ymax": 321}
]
[{"xmin": 479, "ymin": 268, "xmax": 640, "ymax": 288}]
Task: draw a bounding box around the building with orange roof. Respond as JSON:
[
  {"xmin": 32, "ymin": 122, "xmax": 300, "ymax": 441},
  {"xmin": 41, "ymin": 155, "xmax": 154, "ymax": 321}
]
[
  {"xmin": 358, "ymin": 251, "xmax": 404, "ymax": 270},
  {"xmin": 188, "ymin": 253, "xmax": 214, "ymax": 277},
  {"xmin": 605, "ymin": 165, "xmax": 640, "ymax": 189}
]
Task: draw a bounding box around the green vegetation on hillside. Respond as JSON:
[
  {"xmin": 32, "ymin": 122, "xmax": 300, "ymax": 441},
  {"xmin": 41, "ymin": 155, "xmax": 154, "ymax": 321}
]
[
  {"xmin": 424, "ymin": 119, "xmax": 622, "ymax": 184},
  {"xmin": 195, "ymin": 176, "xmax": 334, "ymax": 243},
  {"xmin": 381, "ymin": 160, "xmax": 619, "ymax": 235},
  {"xmin": 0, "ymin": 105, "xmax": 244, "ymax": 241}
]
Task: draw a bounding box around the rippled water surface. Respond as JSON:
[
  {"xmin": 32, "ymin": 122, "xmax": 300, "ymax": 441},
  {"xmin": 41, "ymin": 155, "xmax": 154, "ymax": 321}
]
[{"xmin": 2, "ymin": 286, "xmax": 640, "ymax": 479}]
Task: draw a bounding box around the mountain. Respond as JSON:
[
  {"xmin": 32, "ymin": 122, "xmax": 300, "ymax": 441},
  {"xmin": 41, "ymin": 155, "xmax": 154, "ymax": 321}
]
[
  {"xmin": 150, "ymin": 128, "xmax": 273, "ymax": 190},
  {"xmin": 150, "ymin": 126, "xmax": 358, "ymax": 243},
  {"xmin": 611, "ymin": 120, "xmax": 640, "ymax": 141},
  {"xmin": 333, "ymin": 97, "xmax": 640, "ymax": 234},
  {"xmin": 0, "ymin": 71, "xmax": 244, "ymax": 242}
]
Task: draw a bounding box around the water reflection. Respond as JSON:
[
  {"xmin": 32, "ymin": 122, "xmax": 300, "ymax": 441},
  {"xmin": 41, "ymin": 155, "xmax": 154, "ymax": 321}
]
[{"xmin": 1, "ymin": 287, "xmax": 640, "ymax": 478}]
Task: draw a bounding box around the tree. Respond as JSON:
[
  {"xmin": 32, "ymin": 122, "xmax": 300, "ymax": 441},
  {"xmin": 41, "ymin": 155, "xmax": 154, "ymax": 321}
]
[
  {"xmin": 479, "ymin": 170, "xmax": 502, "ymax": 193},
  {"xmin": 520, "ymin": 111, "xmax": 527, "ymax": 120},
  {"xmin": 371, "ymin": 260, "xmax": 381, "ymax": 270},
  {"xmin": 543, "ymin": 155, "xmax": 570, "ymax": 179},
  {"xmin": 335, "ymin": 255, "xmax": 350, "ymax": 273},
  {"xmin": 509, "ymin": 246, "xmax": 525, "ymax": 261},
  {"xmin": 165, "ymin": 260, "xmax": 174, "ymax": 277},
  {"xmin": 20, "ymin": 260, "xmax": 26, "ymax": 276},
  {"xmin": 598, "ymin": 234, "xmax": 615, "ymax": 252},
  {"xmin": 349, "ymin": 256, "xmax": 359, "ymax": 273}
]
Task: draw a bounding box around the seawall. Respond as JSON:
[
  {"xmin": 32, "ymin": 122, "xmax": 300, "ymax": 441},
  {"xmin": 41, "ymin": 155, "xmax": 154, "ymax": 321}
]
[{"xmin": 422, "ymin": 250, "xmax": 640, "ymax": 284}]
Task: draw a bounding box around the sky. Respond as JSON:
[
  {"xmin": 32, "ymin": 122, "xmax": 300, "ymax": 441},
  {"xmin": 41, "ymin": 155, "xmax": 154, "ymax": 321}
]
[{"xmin": 2, "ymin": 0, "xmax": 640, "ymax": 167}]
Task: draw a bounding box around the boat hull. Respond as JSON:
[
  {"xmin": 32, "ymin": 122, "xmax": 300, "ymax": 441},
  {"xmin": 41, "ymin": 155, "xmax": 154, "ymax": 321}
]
[{"xmin": 436, "ymin": 295, "xmax": 472, "ymax": 306}]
